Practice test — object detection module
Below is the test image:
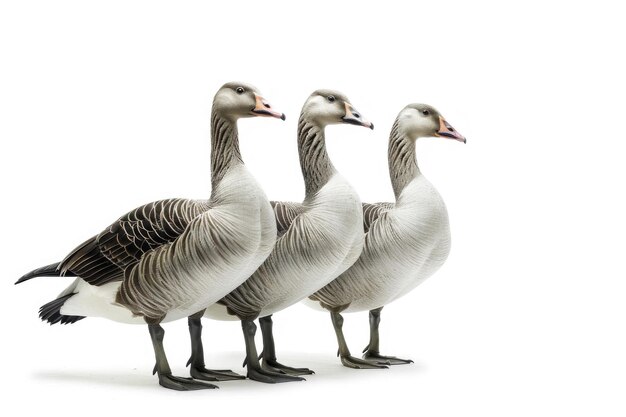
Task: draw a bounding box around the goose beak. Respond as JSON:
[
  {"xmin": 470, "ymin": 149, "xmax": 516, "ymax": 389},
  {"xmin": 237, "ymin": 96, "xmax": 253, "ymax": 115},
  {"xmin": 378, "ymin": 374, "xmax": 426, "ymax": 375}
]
[
  {"xmin": 251, "ymin": 93, "xmax": 286, "ymax": 120},
  {"xmin": 342, "ymin": 102, "xmax": 374, "ymax": 130},
  {"xmin": 435, "ymin": 116, "xmax": 466, "ymax": 143}
]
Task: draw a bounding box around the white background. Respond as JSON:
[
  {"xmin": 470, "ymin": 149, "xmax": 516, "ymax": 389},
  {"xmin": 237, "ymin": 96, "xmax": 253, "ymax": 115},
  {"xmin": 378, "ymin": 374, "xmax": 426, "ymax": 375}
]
[{"xmin": 1, "ymin": 1, "xmax": 625, "ymax": 416}]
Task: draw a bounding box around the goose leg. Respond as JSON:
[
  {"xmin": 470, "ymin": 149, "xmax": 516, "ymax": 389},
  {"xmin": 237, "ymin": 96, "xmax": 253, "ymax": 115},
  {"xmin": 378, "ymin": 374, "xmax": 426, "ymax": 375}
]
[
  {"xmin": 258, "ymin": 315, "xmax": 314, "ymax": 375},
  {"xmin": 241, "ymin": 319, "xmax": 306, "ymax": 383},
  {"xmin": 148, "ymin": 323, "xmax": 217, "ymax": 390},
  {"xmin": 362, "ymin": 307, "xmax": 414, "ymax": 365},
  {"xmin": 330, "ymin": 311, "xmax": 388, "ymax": 369},
  {"xmin": 186, "ymin": 310, "xmax": 245, "ymax": 381}
]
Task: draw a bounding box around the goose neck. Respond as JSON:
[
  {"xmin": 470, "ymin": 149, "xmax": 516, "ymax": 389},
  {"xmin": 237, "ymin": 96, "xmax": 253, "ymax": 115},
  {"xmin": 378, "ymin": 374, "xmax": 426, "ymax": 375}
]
[
  {"xmin": 210, "ymin": 110, "xmax": 243, "ymax": 189},
  {"xmin": 388, "ymin": 121, "xmax": 420, "ymax": 199},
  {"xmin": 297, "ymin": 115, "xmax": 336, "ymax": 198}
]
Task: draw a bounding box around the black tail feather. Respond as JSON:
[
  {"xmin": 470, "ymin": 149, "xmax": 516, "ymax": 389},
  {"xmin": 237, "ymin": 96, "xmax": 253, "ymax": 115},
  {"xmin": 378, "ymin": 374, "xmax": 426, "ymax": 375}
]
[
  {"xmin": 38, "ymin": 293, "xmax": 85, "ymax": 325},
  {"xmin": 15, "ymin": 262, "xmax": 76, "ymax": 285}
]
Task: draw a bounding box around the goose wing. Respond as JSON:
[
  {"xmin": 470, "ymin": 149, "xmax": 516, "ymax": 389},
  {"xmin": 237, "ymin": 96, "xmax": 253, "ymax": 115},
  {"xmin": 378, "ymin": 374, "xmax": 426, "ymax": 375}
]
[
  {"xmin": 362, "ymin": 202, "xmax": 395, "ymax": 233},
  {"xmin": 271, "ymin": 201, "xmax": 305, "ymax": 237},
  {"xmin": 58, "ymin": 198, "xmax": 210, "ymax": 286}
]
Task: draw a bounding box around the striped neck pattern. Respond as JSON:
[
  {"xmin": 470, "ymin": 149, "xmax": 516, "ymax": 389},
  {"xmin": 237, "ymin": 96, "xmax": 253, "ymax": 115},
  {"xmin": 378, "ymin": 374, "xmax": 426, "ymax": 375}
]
[
  {"xmin": 297, "ymin": 114, "xmax": 336, "ymax": 198},
  {"xmin": 388, "ymin": 120, "xmax": 420, "ymax": 199},
  {"xmin": 210, "ymin": 111, "xmax": 243, "ymax": 190}
]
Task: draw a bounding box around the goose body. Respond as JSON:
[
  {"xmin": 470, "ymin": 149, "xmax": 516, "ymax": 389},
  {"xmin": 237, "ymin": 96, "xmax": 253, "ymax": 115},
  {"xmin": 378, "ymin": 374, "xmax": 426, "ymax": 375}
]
[
  {"xmin": 16, "ymin": 82, "xmax": 285, "ymax": 389},
  {"xmin": 305, "ymin": 103, "xmax": 465, "ymax": 369}
]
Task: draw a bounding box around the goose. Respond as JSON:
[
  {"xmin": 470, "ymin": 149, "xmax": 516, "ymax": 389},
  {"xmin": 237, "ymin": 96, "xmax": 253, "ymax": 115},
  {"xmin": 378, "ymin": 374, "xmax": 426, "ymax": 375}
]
[
  {"xmin": 15, "ymin": 82, "xmax": 285, "ymax": 390},
  {"xmin": 305, "ymin": 104, "xmax": 465, "ymax": 368},
  {"xmin": 198, "ymin": 90, "xmax": 373, "ymax": 383}
]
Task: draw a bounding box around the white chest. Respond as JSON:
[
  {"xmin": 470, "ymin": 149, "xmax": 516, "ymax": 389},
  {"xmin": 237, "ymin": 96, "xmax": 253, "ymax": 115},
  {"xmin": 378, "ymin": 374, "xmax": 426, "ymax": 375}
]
[
  {"xmin": 305, "ymin": 174, "xmax": 364, "ymax": 240},
  {"xmin": 345, "ymin": 176, "xmax": 450, "ymax": 311}
]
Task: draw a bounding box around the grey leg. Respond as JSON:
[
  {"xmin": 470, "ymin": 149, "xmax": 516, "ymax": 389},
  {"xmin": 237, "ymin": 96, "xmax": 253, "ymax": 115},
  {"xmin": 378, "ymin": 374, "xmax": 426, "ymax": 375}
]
[
  {"xmin": 258, "ymin": 315, "xmax": 314, "ymax": 375},
  {"xmin": 186, "ymin": 310, "xmax": 245, "ymax": 381},
  {"xmin": 241, "ymin": 319, "xmax": 306, "ymax": 383},
  {"xmin": 330, "ymin": 311, "xmax": 388, "ymax": 369},
  {"xmin": 148, "ymin": 323, "xmax": 217, "ymax": 390},
  {"xmin": 362, "ymin": 307, "xmax": 414, "ymax": 365}
]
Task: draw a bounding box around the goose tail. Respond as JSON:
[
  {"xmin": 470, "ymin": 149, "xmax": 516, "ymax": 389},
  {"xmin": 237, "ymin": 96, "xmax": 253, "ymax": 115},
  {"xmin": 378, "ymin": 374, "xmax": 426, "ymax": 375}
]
[
  {"xmin": 15, "ymin": 262, "xmax": 76, "ymax": 285},
  {"xmin": 39, "ymin": 293, "xmax": 85, "ymax": 325}
]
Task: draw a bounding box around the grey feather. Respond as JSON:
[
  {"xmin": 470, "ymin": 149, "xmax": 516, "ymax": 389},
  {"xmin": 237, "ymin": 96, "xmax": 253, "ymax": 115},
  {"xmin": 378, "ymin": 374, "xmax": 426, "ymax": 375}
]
[
  {"xmin": 57, "ymin": 198, "xmax": 209, "ymax": 287},
  {"xmin": 271, "ymin": 201, "xmax": 304, "ymax": 237},
  {"xmin": 362, "ymin": 202, "xmax": 395, "ymax": 233}
]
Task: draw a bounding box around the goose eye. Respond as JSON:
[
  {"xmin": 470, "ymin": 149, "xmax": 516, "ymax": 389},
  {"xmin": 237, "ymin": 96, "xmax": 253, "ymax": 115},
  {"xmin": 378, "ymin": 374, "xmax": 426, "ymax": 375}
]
[
  {"xmin": 327, "ymin": 95, "xmax": 335, "ymax": 102},
  {"xmin": 422, "ymin": 109, "xmax": 430, "ymax": 116},
  {"xmin": 236, "ymin": 87, "xmax": 245, "ymax": 94}
]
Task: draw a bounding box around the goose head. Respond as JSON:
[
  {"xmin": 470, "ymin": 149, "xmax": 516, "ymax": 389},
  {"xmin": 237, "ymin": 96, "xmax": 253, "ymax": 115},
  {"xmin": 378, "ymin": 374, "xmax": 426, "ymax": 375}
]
[
  {"xmin": 213, "ymin": 82, "xmax": 286, "ymax": 121},
  {"xmin": 302, "ymin": 89, "xmax": 374, "ymax": 130},
  {"xmin": 397, "ymin": 104, "xmax": 466, "ymax": 143}
]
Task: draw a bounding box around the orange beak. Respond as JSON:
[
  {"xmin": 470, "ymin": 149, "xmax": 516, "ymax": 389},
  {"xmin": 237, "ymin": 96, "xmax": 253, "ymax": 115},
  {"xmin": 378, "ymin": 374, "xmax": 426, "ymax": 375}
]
[
  {"xmin": 435, "ymin": 116, "xmax": 466, "ymax": 143},
  {"xmin": 251, "ymin": 93, "xmax": 286, "ymax": 120}
]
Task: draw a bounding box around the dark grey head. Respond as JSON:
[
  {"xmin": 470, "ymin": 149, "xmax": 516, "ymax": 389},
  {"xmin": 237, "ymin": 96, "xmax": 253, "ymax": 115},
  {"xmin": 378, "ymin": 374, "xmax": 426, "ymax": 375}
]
[
  {"xmin": 302, "ymin": 89, "xmax": 374, "ymax": 129},
  {"xmin": 213, "ymin": 82, "xmax": 286, "ymax": 121},
  {"xmin": 397, "ymin": 104, "xmax": 466, "ymax": 143}
]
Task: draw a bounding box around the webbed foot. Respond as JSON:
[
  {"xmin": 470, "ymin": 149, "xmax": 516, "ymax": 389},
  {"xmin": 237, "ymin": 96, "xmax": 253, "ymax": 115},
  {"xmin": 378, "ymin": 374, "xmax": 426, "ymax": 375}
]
[
  {"xmin": 340, "ymin": 354, "xmax": 389, "ymax": 369},
  {"xmin": 189, "ymin": 365, "xmax": 246, "ymax": 381},
  {"xmin": 261, "ymin": 358, "xmax": 315, "ymax": 376},
  {"xmin": 158, "ymin": 374, "xmax": 218, "ymax": 391},
  {"xmin": 247, "ymin": 365, "xmax": 306, "ymax": 384},
  {"xmin": 363, "ymin": 350, "xmax": 413, "ymax": 365}
]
